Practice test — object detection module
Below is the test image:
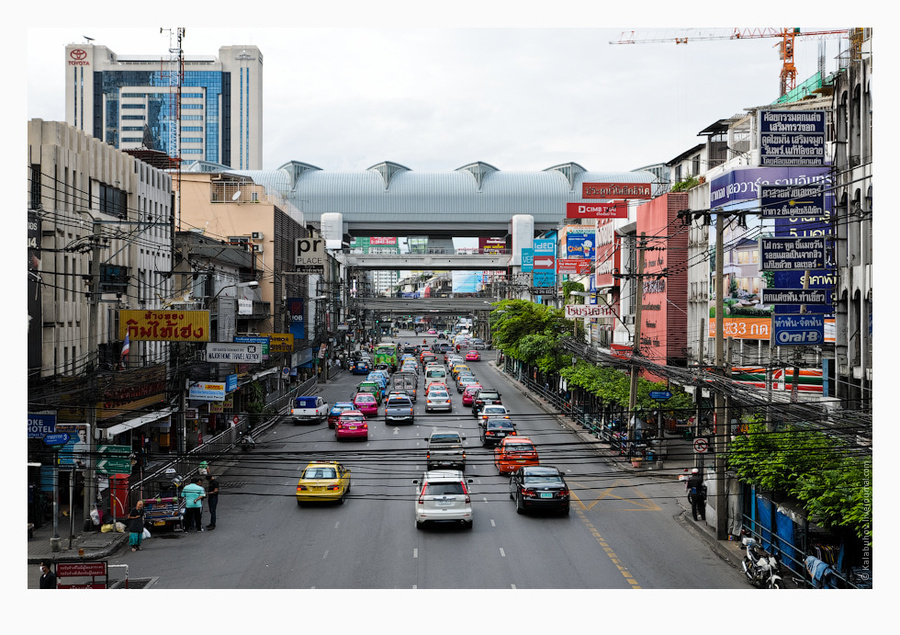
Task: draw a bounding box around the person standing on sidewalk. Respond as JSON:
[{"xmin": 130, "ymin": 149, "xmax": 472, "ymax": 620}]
[
  {"xmin": 686, "ymin": 468, "xmax": 707, "ymax": 521},
  {"xmin": 181, "ymin": 477, "xmax": 206, "ymax": 532},
  {"xmin": 205, "ymin": 475, "xmax": 219, "ymax": 530},
  {"xmin": 127, "ymin": 499, "xmax": 146, "ymax": 551},
  {"xmin": 39, "ymin": 561, "xmax": 57, "ymax": 588}
]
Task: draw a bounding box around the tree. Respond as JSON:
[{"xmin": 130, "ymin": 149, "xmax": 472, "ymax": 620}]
[
  {"xmin": 728, "ymin": 423, "xmax": 872, "ymax": 541},
  {"xmin": 490, "ymin": 299, "xmax": 573, "ymax": 374}
]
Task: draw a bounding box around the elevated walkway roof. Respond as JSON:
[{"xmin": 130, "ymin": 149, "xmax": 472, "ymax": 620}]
[{"xmin": 218, "ymin": 160, "xmax": 654, "ymax": 234}]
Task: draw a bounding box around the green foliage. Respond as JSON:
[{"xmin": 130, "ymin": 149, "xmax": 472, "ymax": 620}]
[
  {"xmin": 728, "ymin": 424, "xmax": 872, "ymax": 541},
  {"xmin": 671, "ymin": 175, "xmax": 700, "ymax": 192},
  {"xmin": 562, "ymin": 280, "xmax": 586, "ymax": 304},
  {"xmin": 245, "ymin": 381, "xmax": 266, "ymax": 415},
  {"xmin": 490, "ymin": 299, "xmax": 574, "ymax": 375}
]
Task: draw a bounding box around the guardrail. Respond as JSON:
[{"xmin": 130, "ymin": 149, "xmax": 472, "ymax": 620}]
[{"xmin": 129, "ymin": 376, "xmax": 321, "ymax": 498}]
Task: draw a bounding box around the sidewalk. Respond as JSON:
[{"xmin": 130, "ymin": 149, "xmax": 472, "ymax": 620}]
[
  {"xmin": 27, "ymin": 519, "xmax": 129, "ymax": 566},
  {"xmin": 26, "ymin": 394, "xmax": 299, "ymax": 569},
  {"xmin": 490, "ymin": 361, "xmax": 746, "ymax": 572}
]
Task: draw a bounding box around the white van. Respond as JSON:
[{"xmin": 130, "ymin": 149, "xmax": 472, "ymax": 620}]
[{"xmin": 425, "ymin": 367, "xmax": 447, "ymax": 383}]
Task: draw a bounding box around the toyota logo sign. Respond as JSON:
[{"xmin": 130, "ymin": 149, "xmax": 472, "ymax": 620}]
[{"xmin": 68, "ymin": 49, "xmax": 90, "ymax": 66}]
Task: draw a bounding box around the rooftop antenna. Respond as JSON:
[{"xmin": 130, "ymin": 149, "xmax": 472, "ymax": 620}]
[{"xmin": 83, "ymin": 35, "xmax": 94, "ymax": 42}]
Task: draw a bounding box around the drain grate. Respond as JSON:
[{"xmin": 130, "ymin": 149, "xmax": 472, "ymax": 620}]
[{"xmin": 219, "ymin": 481, "xmax": 248, "ymax": 489}]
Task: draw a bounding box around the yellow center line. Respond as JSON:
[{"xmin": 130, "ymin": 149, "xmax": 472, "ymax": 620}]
[{"xmin": 575, "ymin": 509, "xmax": 641, "ymax": 589}]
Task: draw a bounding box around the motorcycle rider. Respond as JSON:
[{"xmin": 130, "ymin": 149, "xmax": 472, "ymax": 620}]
[{"xmin": 686, "ymin": 468, "xmax": 707, "ymax": 521}]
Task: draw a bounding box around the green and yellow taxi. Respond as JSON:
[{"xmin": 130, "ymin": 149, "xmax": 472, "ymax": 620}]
[{"xmin": 296, "ymin": 461, "xmax": 351, "ymax": 505}]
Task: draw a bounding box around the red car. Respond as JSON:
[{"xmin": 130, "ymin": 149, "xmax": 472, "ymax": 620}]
[
  {"xmin": 465, "ymin": 350, "xmax": 481, "ymax": 362},
  {"xmin": 335, "ymin": 410, "xmax": 368, "ymax": 440},
  {"xmin": 494, "ymin": 436, "xmax": 540, "ymax": 475},
  {"xmin": 353, "ymin": 392, "xmax": 379, "ymax": 416},
  {"xmin": 461, "ymin": 384, "xmax": 483, "ymax": 406}
]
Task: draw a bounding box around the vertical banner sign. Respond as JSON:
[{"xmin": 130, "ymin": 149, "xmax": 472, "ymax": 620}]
[
  {"xmin": 521, "ymin": 248, "xmax": 534, "ymax": 272},
  {"xmin": 287, "ymin": 297, "xmax": 305, "ymax": 340},
  {"xmin": 532, "ymin": 237, "xmax": 557, "ymax": 288},
  {"xmin": 758, "ymin": 110, "xmax": 826, "ymax": 167},
  {"xmin": 594, "ymin": 218, "xmax": 619, "ymax": 289}
]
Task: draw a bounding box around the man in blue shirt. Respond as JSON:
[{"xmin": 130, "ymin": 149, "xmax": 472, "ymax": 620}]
[{"xmin": 181, "ymin": 477, "xmax": 206, "ymax": 532}]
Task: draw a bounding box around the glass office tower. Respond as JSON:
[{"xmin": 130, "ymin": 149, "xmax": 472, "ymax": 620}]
[{"xmin": 65, "ymin": 43, "xmax": 263, "ymax": 170}]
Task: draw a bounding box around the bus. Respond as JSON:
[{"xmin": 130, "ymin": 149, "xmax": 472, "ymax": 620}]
[{"xmin": 374, "ymin": 343, "xmax": 399, "ymax": 372}]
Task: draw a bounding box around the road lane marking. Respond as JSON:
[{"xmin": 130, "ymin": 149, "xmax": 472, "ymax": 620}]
[
  {"xmin": 490, "ymin": 519, "xmax": 496, "ymax": 527},
  {"xmin": 576, "ymin": 509, "xmax": 641, "ymax": 589},
  {"xmin": 570, "ymin": 479, "xmax": 662, "ymax": 512},
  {"xmin": 413, "ymin": 548, "xmax": 418, "ymax": 559},
  {"xmin": 499, "ymin": 548, "xmax": 506, "ymax": 558}
]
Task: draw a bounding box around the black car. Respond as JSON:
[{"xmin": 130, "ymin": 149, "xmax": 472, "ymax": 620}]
[
  {"xmin": 480, "ymin": 418, "xmax": 517, "ymax": 447},
  {"xmin": 472, "ymin": 389, "xmax": 502, "ymax": 416},
  {"xmin": 509, "ymin": 466, "xmax": 570, "ymax": 515}
]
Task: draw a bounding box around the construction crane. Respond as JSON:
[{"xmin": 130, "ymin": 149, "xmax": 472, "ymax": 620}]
[{"xmin": 610, "ymin": 28, "xmax": 849, "ymax": 97}]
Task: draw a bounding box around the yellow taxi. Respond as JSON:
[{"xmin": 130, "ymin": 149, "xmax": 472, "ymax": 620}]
[
  {"xmin": 450, "ymin": 363, "xmax": 470, "ymax": 380},
  {"xmin": 296, "ymin": 461, "xmax": 351, "ymax": 505}
]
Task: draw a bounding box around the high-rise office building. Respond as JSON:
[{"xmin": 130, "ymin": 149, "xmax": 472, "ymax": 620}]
[{"xmin": 65, "ymin": 41, "xmax": 263, "ymax": 169}]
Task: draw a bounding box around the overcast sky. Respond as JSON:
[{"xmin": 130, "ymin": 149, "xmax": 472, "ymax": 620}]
[{"xmin": 20, "ymin": 2, "xmax": 870, "ymax": 174}]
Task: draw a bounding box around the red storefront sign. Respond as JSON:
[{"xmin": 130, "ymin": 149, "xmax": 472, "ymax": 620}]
[
  {"xmin": 594, "ymin": 218, "xmax": 620, "ymax": 288},
  {"xmin": 566, "ymin": 202, "xmax": 627, "ymax": 219},
  {"xmin": 582, "ymin": 182, "xmax": 652, "ymax": 200},
  {"xmin": 557, "ymin": 259, "xmax": 592, "ymax": 275},
  {"xmin": 56, "ymin": 561, "xmax": 108, "ymax": 589}
]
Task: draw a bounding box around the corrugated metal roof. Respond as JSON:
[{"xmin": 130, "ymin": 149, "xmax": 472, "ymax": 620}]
[{"xmin": 227, "ymin": 162, "xmax": 655, "ymax": 225}]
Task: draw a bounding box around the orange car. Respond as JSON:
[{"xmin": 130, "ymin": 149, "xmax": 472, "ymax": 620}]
[{"xmin": 494, "ymin": 436, "xmax": 539, "ymax": 475}]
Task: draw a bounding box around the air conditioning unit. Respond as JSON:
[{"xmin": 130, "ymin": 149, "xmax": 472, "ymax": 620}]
[
  {"xmin": 253, "ymin": 244, "xmax": 264, "ymax": 253},
  {"xmin": 251, "ymin": 231, "xmax": 264, "ymax": 241}
]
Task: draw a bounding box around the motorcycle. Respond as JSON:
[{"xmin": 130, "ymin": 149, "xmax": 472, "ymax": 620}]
[
  {"xmin": 740, "ymin": 530, "xmax": 784, "ymax": 588},
  {"xmin": 238, "ymin": 431, "xmax": 256, "ymax": 452}
]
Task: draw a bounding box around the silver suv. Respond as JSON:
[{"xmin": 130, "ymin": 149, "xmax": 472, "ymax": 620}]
[{"xmin": 413, "ymin": 470, "xmax": 474, "ymax": 529}]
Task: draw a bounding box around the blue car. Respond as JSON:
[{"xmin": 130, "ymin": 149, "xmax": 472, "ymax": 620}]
[
  {"xmin": 350, "ymin": 360, "xmax": 370, "ymax": 375},
  {"xmin": 367, "ymin": 372, "xmax": 389, "ymax": 391},
  {"xmin": 328, "ymin": 402, "xmax": 356, "ymax": 428}
]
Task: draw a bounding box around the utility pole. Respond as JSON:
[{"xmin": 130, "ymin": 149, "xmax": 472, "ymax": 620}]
[
  {"xmin": 714, "ymin": 213, "xmax": 728, "ymax": 540},
  {"xmin": 84, "ymin": 220, "xmax": 102, "ymax": 532},
  {"xmin": 627, "ymin": 233, "xmax": 647, "ymax": 447}
]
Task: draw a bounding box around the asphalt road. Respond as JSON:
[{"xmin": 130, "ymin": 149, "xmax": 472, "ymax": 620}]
[{"xmin": 102, "ymin": 332, "xmax": 746, "ymax": 590}]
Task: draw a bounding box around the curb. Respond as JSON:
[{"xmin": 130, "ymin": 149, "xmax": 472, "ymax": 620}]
[{"xmin": 673, "ymin": 508, "xmax": 744, "ymax": 571}]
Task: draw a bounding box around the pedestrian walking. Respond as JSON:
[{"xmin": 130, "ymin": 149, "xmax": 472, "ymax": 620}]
[
  {"xmin": 181, "ymin": 476, "xmax": 206, "ymax": 532},
  {"xmin": 686, "ymin": 468, "xmax": 707, "ymax": 521},
  {"xmin": 205, "ymin": 475, "xmax": 219, "ymax": 530},
  {"xmin": 127, "ymin": 499, "xmax": 146, "ymax": 551},
  {"xmin": 39, "ymin": 561, "xmax": 57, "ymax": 589}
]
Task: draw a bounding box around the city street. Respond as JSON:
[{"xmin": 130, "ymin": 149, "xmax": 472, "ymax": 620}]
[{"xmin": 90, "ymin": 333, "xmax": 746, "ymax": 589}]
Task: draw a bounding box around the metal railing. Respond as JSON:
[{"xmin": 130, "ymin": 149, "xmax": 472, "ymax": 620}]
[{"xmin": 129, "ymin": 375, "xmax": 321, "ymax": 498}]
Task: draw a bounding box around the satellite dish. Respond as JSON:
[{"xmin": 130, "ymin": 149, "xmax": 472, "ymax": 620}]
[{"xmin": 232, "ymin": 191, "xmax": 242, "ymax": 201}]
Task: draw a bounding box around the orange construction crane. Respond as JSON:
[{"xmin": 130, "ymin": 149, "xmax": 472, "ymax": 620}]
[{"xmin": 610, "ymin": 28, "xmax": 849, "ymax": 97}]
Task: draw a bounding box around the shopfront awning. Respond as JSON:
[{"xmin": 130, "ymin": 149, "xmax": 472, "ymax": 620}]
[{"xmin": 104, "ymin": 407, "xmax": 175, "ymax": 439}]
